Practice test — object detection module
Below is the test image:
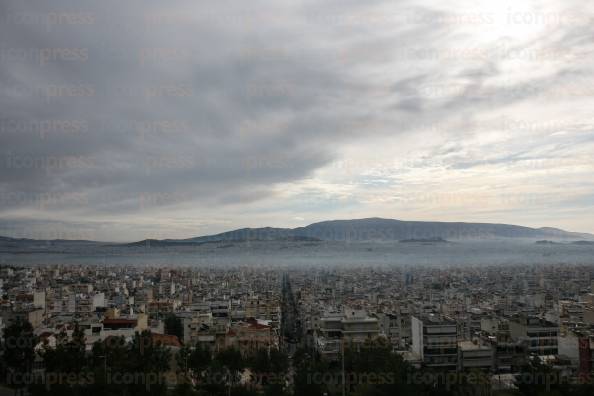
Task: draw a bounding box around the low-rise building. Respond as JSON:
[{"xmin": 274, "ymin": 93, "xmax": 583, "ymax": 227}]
[
  {"xmin": 458, "ymin": 340, "xmax": 494, "ymax": 371},
  {"xmin": 509, "ymin": 316, "xmax": 558, "ymax": 356}
]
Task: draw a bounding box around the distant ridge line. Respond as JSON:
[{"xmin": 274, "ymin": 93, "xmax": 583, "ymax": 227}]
[
  {"xmin": 161, "ymin": 217, "xmax": 593, "ymax": 245},
  {"xmin": 1, "ymin": 218, "xmax": 592, "ymax": 246}
]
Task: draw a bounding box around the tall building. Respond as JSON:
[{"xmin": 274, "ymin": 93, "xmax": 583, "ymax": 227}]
[
  {"xmin": 33, "ymin": 291, "xmax": 46, "ymax": 310},
  {"xmin": 411, "ymin": 313, "xmax": 459, "ymax": 371}
]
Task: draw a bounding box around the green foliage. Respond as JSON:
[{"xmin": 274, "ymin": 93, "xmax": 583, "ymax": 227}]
[
  {"xmin": 164, "ymin": 314, "xmax": 184, "ymax": 341},
  {"xmin": 175, "ymin": 345, "xmax": 291, "ymax": 395},
  {"xmin": 28, "ymin": 329, "xmax": 172, "ymax": 396},
  {"xmin": 512, "ymin": 358, "xmax": 594, "ymax": 396},
  {"xmin": 176, "ymin": 343, "xmax": 212, "ymax": 390},
  {"xmin": 20, "ymin": 324, "xmax": 594, "ymax": 396},
  {"xmin": 293, "ymin": 339, "xmax": 431, "ymax": 396},
  {"xmin": 1, "ymin": 319, "xmax": 37, "ymax": 391},
  {"xmin": 31, "ymin": 323, "xmax": 89, "ymax": 396}
]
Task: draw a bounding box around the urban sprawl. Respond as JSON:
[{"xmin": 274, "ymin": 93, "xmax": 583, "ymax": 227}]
[{"xmin": 2, "ymin": 264, "xmax": 594, "ymax": 395}]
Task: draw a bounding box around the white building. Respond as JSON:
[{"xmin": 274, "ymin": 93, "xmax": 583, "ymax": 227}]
[
  {"xmin": 92, "ymin": 292, "xmax": 106, "ymax": 309},
  {"xmin": 411, "ymin": 314, "xmax": 458, "ymax": 371},
  {"xmin": 33, "ymin": 291, "xmax": 46, "ymax": 310}
]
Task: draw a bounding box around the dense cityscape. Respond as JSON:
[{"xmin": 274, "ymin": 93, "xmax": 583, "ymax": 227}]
[
  {"xmin": 3, "ymin": 0, "xmax": 594, "ymax": 395},
  {"xmin": 3, "ymin": 262, "xmax": 594, "ymax": 395}
]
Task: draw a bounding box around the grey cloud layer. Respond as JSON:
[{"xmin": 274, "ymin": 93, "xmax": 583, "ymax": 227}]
[
  {"xmin": 1, "ymin": 2, "xmax": 357, "ymax": 215},
  {"xmin": 1, "ymin": 0, "xmax": 593, "ymax": 240}
]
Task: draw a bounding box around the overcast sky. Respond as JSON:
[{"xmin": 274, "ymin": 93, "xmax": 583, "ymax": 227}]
[{"xmin": 1, "ymin": 0, "xmax": 593, "ymax": 241}]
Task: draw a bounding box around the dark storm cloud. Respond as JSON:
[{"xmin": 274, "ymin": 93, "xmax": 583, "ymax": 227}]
[{"xmin": 0, "ymin": 0, "xmax": 369, "ymax": 219}]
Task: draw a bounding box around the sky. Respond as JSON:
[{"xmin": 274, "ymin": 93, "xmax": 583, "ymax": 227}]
[{"xmin": 1, "ymin": 0, "xmax": 594, "ymax": 242}]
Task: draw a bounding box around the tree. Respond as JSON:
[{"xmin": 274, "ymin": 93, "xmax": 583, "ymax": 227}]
[
  {"xmin": 195, "ymin": 348, "xmax": 245, "ymax": 396},
  {"xmin": 345, "ymin": 339, "xmax": 427, "ymax": 396},
  {"xmin": 165, "ymin": 314, "xmax": 184, "ymax": 341},
  {"xmin": 247, "ymin": 347, "xmax": 289, "ymax": 393},
  {"xmin": 33, "ymin": 322, "xmax": 90, "ymax": 396},
  {"xmin": 2, "ymin": 319, "xmax": 37, "ymax": 394},
  {"xmin": 87, "ymin": 336, "xmax": 129, "ymax": 396},
  {"xmin": 293, "ymin": 348, "xmax": 331, "ymax": 396},
  {"xmin": 515, "ymin": 358, "xmax": 572, "ymax": 396},
  {"xmin": 127, "ymin": 330, "xmax": 171, "ymax": 396},
  {"xmin": 178, "ymin": 343, "xmax": 212, "ymax": 374},
  {"xmin": 215, "ymin": 347, "xmax": 244, "ymax": 378},
  {"xmin": 292, "ymin": 339, "xmax": 430, "ymax": 396}
]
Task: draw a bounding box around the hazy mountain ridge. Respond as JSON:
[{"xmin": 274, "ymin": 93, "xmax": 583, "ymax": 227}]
[
  {"xmin": 173, "ymin": 218, "xmax": 592, "ymax": 244},
  {"xmin": 0, "ymin": 236, "xmax": 102, "ymax": 247},
  {"xmin": 127, "ymin": 234, "xmax": 320, "ymax": 247},
  {"xmin": 0, "ymin": 236, "xmax": 105, "ymax": 254},
  {"xmin": 1, "ymin": 218, "xmax": 592, "ymax": 251}
]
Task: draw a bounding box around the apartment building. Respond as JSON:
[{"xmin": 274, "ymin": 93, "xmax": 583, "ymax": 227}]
[
  {"xmin": 509, "ymin": 316, "xmax": 559, "ymax": 356},
  {"xmin": 316, "ymin": 310, "xmax": 380, "ymax": 360},
  {"xmin": 411, "ymin": 314, "xmax": 459, "ymax": 371},
  {"xmin": 458, "ymin": 340, "xmax": 494, "ymax": 371}
]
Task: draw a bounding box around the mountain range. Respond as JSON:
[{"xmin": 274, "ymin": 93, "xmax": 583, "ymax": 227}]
[
  {"xmin": 1, "ymin": 218, "xmax": 592, "ymax": 250},
  {"xmin": 130, "ymin": 218, "xmax": 593, "ymax": 246}
]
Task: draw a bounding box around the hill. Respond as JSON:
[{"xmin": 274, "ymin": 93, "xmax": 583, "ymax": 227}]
[
  {"xmin": 2, "ymin": 218, "xmax": 591, "ymax": 249},
  {"xmin": 169, "ymin": 218, "xmax": 592, "ymax": 244}
]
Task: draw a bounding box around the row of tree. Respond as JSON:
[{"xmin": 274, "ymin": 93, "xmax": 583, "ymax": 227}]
[
  {"xmin": 0, "ymin": 319, "xmax": 290, "ymax": 396},
  {"xmin": 5, "ymin": 319, "xmax": 594, "ymax": 395}
]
